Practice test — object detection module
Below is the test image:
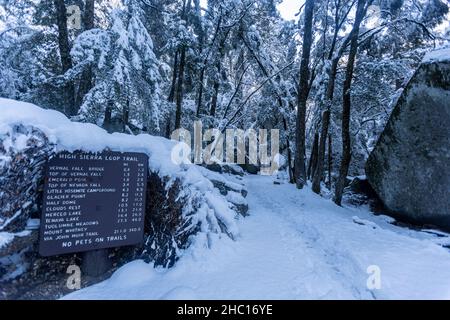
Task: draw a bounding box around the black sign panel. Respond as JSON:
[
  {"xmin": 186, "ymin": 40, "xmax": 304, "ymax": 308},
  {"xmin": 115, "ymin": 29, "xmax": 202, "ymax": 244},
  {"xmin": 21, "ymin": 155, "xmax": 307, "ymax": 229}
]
[{"xmin": 39, "ymin": 151, "xmax": 148, "ymax": 256}]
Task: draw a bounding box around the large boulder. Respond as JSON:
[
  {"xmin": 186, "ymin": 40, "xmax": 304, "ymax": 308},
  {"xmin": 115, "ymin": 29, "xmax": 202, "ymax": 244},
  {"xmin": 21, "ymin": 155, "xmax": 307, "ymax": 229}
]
[{"xmin": 365, "ymin": 48, "xmax": 450, "ymax": 230}]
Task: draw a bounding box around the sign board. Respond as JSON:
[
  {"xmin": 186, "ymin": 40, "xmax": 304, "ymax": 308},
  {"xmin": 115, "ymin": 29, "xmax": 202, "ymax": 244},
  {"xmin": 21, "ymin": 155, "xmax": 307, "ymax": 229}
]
[{"xmin": 39, "ymin": 151, "xmax": 148, "ymax": 256}]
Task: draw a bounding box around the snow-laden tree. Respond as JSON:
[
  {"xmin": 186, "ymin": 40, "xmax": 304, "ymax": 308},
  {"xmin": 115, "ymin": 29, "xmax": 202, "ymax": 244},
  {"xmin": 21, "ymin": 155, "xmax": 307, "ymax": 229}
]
[
  {"xmin": 71, "ymin": 7, "xmax": 164, "ymax": 134},
  {"xmin": 0, "ymin": 0, "xmax": 64, "ymax": 111}
]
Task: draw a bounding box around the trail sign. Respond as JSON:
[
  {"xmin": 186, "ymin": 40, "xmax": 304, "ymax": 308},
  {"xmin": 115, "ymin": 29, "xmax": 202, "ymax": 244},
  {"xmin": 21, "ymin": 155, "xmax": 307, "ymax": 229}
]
[{"xmin": 39, "ymin": 151, "xmax": 148, "ymax": 256}]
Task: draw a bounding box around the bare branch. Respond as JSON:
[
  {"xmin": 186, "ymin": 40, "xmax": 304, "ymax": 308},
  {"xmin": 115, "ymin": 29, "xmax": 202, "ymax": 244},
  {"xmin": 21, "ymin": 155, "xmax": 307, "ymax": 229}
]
[{"xmin": 223, "ymin": 61, "xmax": 295, "ymax": 130}]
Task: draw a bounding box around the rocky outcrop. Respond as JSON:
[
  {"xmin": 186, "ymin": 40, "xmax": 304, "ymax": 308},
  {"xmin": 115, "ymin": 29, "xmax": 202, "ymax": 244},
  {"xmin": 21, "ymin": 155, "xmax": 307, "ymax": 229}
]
[{"xmin": 365, "ymin": 48, "xmax": 450, "ymax": 230}]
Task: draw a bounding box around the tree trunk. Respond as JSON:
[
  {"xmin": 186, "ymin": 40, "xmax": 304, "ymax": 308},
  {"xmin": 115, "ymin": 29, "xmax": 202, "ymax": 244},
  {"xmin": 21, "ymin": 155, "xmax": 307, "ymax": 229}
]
[
  {"xmin": 196, "ymin": 68, "xmax": 205, "ymax": 116},
  {"xmin": 294, "ymin": 0, "xmax": 314, "ymax": 189},
  {"xmin": 209, "ymin": 24, "xmax": 231, "ymax": 118},
  {"xmin": 103, "ymin": 101, "xmax": 113, "ymax": 131},
  {"xmin": 174, "ymin": 47, "xmax": 186, "ymax": 129},
  {"xmin": 283, "ymin": 117, "xmax": 294, "ymax": 183},
  {"xmin": 210, "ymin": 62, "xmax": 221, "ymax": 117},
  {"xmin": 334, "ymin": 0, "xmax": 369, "ymax": 206},
  {"xmin": 83, "ymin": 0, "xmax": 95, "ymax": 30},
  {"xmin": 194, "ymin": 0, "xmax": 204, "ymax": 117},
  {"xmin": 54, "ymin": 0, "xmax": 76, "ymax": 116},
  {"xmin": 123, "ymin": 100, "xmax": 129, "ymax": 133},
  {"xmin": 210, "ymin": 80, "xmax": 219, "ymax": 117},
  {"xmin": 307, "ymin": 131, "xmax": 319, "ymax": 180},
  {"xmin": 168, "ymin": 50, "xmax": 179, "ymax": 103},
  {"xmin": 54, "ymin": 0, "xmax": 72, "ymax": 72},
  {"xmin": 327, "ymin": 133, "xmax": 332, "ymax": 190},
  {"xmin": 75, "ymin": 0, "xmax": 95, "ymax": 110},
  {"xmin": 165, "ymin": 120, "xmax": 171, "ymax": 139},
  {"xmin": 312, "ymin": 110, "xmax": 329, "ymax": 193},
  {"xmin": 195, "ymin": 15, "xmax": 223, "ymax": 117},
  {"xmin": 174, "ymin": 0, "xmax": 190, "ymax": 130},
  {"xmin": 311, "ymin": 45, "xmax": 343, "ymax": 194}
]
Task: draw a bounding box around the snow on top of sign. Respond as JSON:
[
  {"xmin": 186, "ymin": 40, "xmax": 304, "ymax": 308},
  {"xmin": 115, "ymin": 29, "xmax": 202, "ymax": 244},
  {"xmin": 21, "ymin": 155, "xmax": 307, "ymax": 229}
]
[
  {"xmin": 422, "ymin": 46, "xmax": 450, "ymax": 63},
  {"xmin": 0, "ymin": 98, "xmax": 240, "ymax": 240}
]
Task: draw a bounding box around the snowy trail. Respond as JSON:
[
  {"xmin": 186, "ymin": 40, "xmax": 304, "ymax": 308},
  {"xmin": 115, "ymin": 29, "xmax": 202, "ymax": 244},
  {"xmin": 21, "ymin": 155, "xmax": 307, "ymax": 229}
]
[
  {"xmin": 65, "ymin": 175, "xmax": 450, "ymax": 300},
  {"xmin": 245, "ymin": 177, "xmax": 371, "ymax": 299}
]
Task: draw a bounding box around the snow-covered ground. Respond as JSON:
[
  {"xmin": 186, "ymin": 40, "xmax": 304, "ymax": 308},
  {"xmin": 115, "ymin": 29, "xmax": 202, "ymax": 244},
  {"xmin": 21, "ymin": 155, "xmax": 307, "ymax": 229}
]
[{"xmin": 65, "ymin": 175, "xmax": 450, "ymax": 300}]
